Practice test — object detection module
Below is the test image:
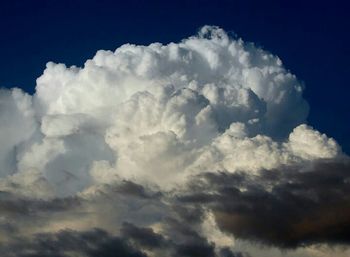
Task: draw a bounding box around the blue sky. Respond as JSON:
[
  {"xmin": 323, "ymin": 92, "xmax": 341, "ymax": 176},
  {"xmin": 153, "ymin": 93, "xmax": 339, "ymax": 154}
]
[{"xmin": 1, "ymin": 0, "xmax": 349, "ymax": 153}]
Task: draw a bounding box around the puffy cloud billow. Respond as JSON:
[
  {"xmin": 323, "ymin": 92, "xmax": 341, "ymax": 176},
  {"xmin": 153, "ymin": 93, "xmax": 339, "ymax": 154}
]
[{"xmin": 0, "ymin": 26, "xmax": 349, "ymax": 257}]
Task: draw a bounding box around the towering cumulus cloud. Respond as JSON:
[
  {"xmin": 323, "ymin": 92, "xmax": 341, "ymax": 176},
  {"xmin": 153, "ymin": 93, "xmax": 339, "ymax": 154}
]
[{"xmin": 0, "ymin": 26, "xmax": 348, "ymax": 257}]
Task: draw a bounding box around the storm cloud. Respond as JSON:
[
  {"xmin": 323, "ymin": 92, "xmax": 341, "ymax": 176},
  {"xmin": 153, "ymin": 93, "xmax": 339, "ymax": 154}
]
[
  {"xmin": 178, "ymin": 159, "xmax": 350, "ymax": 248},
  {"xmin": 0, "ymin": 26, "xmax": 348, "ymax": 256}
]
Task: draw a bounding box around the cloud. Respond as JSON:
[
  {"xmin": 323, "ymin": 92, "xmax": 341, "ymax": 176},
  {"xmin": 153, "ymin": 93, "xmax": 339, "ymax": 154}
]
[
  {"xmin": 0, "ymin": 229, "xmax": 147, "ymax": 257},
  {"xmin": 0, "ymin": 25, "xmax": 325, "ymax": 195},
  {"xmin": 0, "ymin": 88, "xmax": 37, "ymax": 177},
  {"xmin": 178, "ymin": 159, "xmax": 350, "ymax": 248},
  {"xmin": 0, "ymin": 161, "xmax": 350, "ymax": 256},
  {"xmin": 0, "ymin": 26, "xmax": 348, "ymax": 257},
  {"xmin": 120, "ymin": 222, "xmax": 167, "ymax": 249}
]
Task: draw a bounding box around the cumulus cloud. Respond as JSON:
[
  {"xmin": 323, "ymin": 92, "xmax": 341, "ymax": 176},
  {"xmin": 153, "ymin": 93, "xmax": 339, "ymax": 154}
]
[
  {"xmin": 0, "ymin": 26, "xmax": 348, "ymax": 257},
  {"xmin": 0, "ymin": 25, "xmax": 339, "ymax": 194}
]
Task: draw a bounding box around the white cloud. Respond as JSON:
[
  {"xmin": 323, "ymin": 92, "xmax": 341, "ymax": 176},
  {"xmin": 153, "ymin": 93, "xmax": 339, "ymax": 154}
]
[
  {"xmin": 0, "ymin": 26, "xmax": 342, "ymax": 197},
  {"xmin": 0, "ymin": 88, "xmax": 37, "ymax": 177},
  {"xmin": 0, "ymin": 26, "xmax": 348, "ymax": 257}
]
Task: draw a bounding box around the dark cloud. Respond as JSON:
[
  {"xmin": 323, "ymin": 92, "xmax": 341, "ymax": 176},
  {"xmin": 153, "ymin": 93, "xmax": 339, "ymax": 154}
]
[
  {"xmin": 121, "ymin": 222, "xmax": 166, "ymax": 249},
  {"xmin": 171, "ymin": 203, "xmax": 205, "ymax": 224},
  {"xmin": 0, "ymin": 229, "xmax": 147, "ymax": 257},
  {"xmin": 114, "ymin": 181, "xmax": 159, "ymax": 199},
  {"xmin": 219, "ymin": 248, "xmax": 250, "ymax": 257},
  {"xmin": 1, "ymin": 159, "xmax": 350, "ymax": 256},
  {"xmin": 161, "ymin": 217, "xmax": 215, "ymax": 257},
  {"xmin": 173, "ymin": 241, "xmax": 215, "ymax": 257},
  {"xmin": 0, "ymin": 192, "xmax": 80, "ymax": 216},
  {"xmin": 179, "ymin": 159, "xmax": 350, "ymax": 248},
  {"xmin": 118, "ymin": 202, "xmax": 215, "ymax": 257}
]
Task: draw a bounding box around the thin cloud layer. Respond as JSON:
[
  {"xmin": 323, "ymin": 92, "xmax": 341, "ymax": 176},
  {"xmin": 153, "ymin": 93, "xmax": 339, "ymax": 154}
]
[{"xmin": 0, "ymin": 26, "xmax": 348, "ymax": 257}]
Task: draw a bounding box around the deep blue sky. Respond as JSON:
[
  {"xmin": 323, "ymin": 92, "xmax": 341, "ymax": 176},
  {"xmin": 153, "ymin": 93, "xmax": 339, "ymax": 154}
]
[{"xmin": 1, "ymin": 0, "xmax": 349, "ymax": 153}]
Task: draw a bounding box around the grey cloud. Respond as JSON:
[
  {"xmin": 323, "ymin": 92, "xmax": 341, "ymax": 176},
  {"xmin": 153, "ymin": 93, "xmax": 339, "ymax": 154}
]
[
  {"xmin": 1, "ymin": 159, "xmax": 350, "ymax": 256},
  {"xmin": 113, "ymin": 180, "xmax": 162, "ymax": 199},
  {"xmin": 0, "ymin": 192, "xmax": 80, "ymax": 216},
  {"xmin": 121, "ymin": 222, "xmax": 167, "ymax": 249},
  {"xmin": 178, "ymin": 159, "xmax": 350, "ymax": 248},
  {"xmin": 0, "ymin": 229, "xmax": 147, "ymax": 257},
  {"xmin": 219, "ymin": 248, "xmax": 251, "ymax": 257}
]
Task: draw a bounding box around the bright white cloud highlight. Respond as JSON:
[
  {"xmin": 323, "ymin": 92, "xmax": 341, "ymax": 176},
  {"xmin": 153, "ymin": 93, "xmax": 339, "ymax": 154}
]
[{"xmin": 0, "ymin": 26, "xmax": 342, "ymax": 197}]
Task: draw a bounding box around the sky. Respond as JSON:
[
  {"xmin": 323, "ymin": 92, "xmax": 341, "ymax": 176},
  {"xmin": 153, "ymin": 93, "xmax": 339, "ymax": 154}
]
[{"xmin": 0, "ymin": 1, "xmax": 350, "ymax": 257}]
